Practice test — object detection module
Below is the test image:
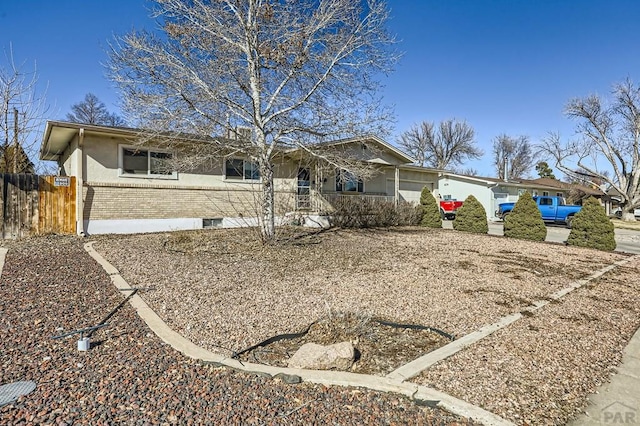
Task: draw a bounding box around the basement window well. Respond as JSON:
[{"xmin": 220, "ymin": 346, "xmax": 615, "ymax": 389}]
[{"xmin": 203, "ymin": 218, "xmax": 223, "ymax": 229}]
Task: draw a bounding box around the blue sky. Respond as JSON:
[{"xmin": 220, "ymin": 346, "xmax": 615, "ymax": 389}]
[{"xmin": 1, "ymin": 0, "xmax": 639, "ymax": 177}]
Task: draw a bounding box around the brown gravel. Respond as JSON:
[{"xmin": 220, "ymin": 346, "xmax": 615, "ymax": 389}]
[
  {"xmin": 0, "ymin": 235, "xmax": 473, "ymax": 425},
  {"xmin": 415, "ymin": 256, "xmax": 640, "ymax": 425},
  {"xmin": 91, "ymin": 227, "xmax": 626, "ymax": 356},
  {"xmin": 88, "ymin": 226, "xmax": 640, "ymax": 425},
  {"xmin": 236, "ymin": 311, "xmax": 453, "ymax": 375}
]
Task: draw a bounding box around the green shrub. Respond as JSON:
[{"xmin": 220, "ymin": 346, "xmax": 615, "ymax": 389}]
[
  {"xmin": 503, "ymin": 192, "xmax": 547, "ymax": 241},
  {"xmin": 567, "ymin": 197, "xmax": 616, "ymax": 251},
  {"xmin": 419, "ymin": 187, "xmax": 442, "ymax": 228},
  {"xmin": 329, "ymin": 197, "xmax": 421, "ymax": 228},
  {"xmin": 453, "ymin": 195, "xmax": 488, "ymax": 233}
]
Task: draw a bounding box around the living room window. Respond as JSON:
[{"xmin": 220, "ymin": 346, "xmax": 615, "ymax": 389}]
[
  {"xmin": 224, "ymin": 158, "xmax": 260, "ymax": 181},
  {"xmin": 335, "ymin": 169, "xmax": 364, "ymax": 192},
  {"xmin": 119, "ymin": 145, "xmax": 177, "ymax": 178}
]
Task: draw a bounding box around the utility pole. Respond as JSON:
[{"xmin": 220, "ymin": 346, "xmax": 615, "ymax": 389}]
[{"xmin": 13, "ymin": 108, "xmax": 18, "ymax": 173}]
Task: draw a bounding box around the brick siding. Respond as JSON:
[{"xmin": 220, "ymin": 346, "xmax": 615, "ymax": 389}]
[{"xmin": 83, "ymin": 182, "xmax": 296, "ymax": 220}]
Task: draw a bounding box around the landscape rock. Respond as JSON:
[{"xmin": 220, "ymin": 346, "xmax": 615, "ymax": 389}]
[
  {"xmin": 0, "ymin": 236, "xmax": 465, "ymax": 425},
  {"xmin": 287, "ymin": 341, "xmax": 355, "ymax": 370}
]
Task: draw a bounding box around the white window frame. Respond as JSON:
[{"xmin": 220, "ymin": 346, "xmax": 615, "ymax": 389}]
[
  {"xmin": 118, "ymin": 144, "xmax": 177, "ymax": 179},
  {"xmin": 542, "ymin": 191, "xmax": 549, "ymax": 196},
  {"xmin": 223, "ymin": 158, "xmax": 261, "ymax": 182},
  {"xmin": 335, "ymin": 169, "xmax": 364, "ymax": 193}
]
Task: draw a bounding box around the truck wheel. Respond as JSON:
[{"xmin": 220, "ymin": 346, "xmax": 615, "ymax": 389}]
[{"xmin": 566, "ymin": 216, "xmax": 573, "ymax": 229}]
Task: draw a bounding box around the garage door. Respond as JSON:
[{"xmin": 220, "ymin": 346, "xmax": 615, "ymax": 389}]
[{"xmin": 387, "ymin": 180, "xmax": 432, "ymax": 204}]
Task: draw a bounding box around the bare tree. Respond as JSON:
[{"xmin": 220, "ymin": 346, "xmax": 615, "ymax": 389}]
[
  {"xmin": 540, "ymin": 79, "xmax": 640, "ymax": 221},
  {"xmin": 397, "ymin": 121, "xmax": 434, "ymax": 167},
  {"xmin": 454, "ymin": 167, "xmax": 479, "ymax": 176},
  {"xmin": 0, "ymin": 45, "xmax": 49, "ymax": 174},
  {"xmin": 66, "ymin": 93, "xmax": 125, "ymax": 126},
  {"xmin": 107, "ymin": 0, "xmax": 397, "ymax": 242},
  {"xmin": 398, "ymin": 119, "xmax": 481, "ymax": 169},
  {"xmin": 493, "ymin": 134, "xmax": 532, "ymax": 179}
]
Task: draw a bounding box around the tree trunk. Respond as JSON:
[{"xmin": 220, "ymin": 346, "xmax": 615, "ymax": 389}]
[
  {"xmin": 259, "ymin": 158, "xmax": 276, "ymax": 243},
  {"xmin": 621, "ymin": 210, "xmax": 637, "ymax": 221}
]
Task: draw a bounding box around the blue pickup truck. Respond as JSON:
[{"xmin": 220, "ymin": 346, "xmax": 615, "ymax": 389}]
[{"xmin": 497, "ymin": 196, "xmax": 581, "ymax": 228}]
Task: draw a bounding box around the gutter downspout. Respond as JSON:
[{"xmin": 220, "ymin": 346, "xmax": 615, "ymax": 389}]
[
  {"xmin": 77, "ymin": 128, "xmax": 85, "ymax": 236},
  {"xmin": 394, "ymin": 166, "xmax": 400, "ymax": 206},
  {"xmin": 489, "ymin": 182, "xmax": 500, "ymax": 221}
]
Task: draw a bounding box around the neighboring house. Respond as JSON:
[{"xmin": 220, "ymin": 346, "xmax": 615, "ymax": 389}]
[
  {"xmin": 39, "ymin": 121, "xmax": 441, "ymax": 235},
  {"xmin": 529, "ymin": 177, "xmax": 611, "ymax": 212},
  {"xmin": 437, "ymin": 173, "xmax": 578, "ymax": 221}
]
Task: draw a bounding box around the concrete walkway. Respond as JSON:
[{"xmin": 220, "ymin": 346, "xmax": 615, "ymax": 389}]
[{"xmin": 80, "ymin": 241, "xmax": 640, "ymax": 426}]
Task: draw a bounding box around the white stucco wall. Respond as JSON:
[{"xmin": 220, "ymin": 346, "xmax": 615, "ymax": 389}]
[
  {"xmin": 80, "ymin": 134, "xmax": 297, "ymax": 190},
  {"xmin": 438, "ymin": 176, "xmax": 494, "ymax": 219}
]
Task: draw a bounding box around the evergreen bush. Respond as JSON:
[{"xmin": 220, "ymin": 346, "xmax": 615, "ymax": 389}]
[
  {"xmin": 452, "ymin": 195, "xmax": 488, "ymax": 233},
  {"xmin": 419, "ymin": 187, "xmax": 442, "ymax": 228},
  {"xmin": 503, "ymin": 192, "xmax": 547, "ymax": 241},
  {"xmin": 567, "ymin": 197, "xmax": 616, "ymax": 251}
]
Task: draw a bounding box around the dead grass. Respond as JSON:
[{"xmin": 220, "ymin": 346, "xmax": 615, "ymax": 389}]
[{"xmin": 612, "ymin": 218, "xmax": 640, "ymax": 230}]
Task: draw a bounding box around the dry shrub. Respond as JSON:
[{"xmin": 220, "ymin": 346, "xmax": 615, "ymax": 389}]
[{"xmin": 329, "ymin": 198, "xmax": 421, "ymax": 228}]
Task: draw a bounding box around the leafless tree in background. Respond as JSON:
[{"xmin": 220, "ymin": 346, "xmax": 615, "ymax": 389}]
[
  {"xmin": 541, "ymin": 79, "xmax": 640, "ymax": 221},
  {"xmin": 107, "ymin": 0, "xmax": 398, "ymax": 242},
  {"xmin": 66, "ymin": 93, "xmax": 125, "ymax": 126},
  {"xmin": 397, "ymin": 121, "xmax": 434, "ymax": 167},
  {"xmin": 493, "ymin": 134, "xmax": 532, "ymax": 179},
  {"xmin": 0, "ymin": 45, "xmax": 49, "ymax": 173},
  {"xmin": 398, "ymin": 119, "xmax": 481, "ymax": 169},
  {"xmin": 453, "ymin": 167, "xmax": 479, "ymax": 176}
]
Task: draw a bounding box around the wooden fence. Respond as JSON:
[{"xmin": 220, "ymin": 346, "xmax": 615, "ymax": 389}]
[{"xmin": 0, "ymin": 174, "xmax": 76, "ymax": 239}]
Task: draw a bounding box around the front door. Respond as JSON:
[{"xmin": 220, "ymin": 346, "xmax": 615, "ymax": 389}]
[{"xmin": 296, "ymin": 168, "xmax": 311, "ymax": 210}]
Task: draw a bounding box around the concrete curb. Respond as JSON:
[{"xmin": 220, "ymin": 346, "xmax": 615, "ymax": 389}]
[
  {"xmin": 82, "ymin": 241, "xmax": 640, "ymax": 426},
  {"xmin": 387, "ymin": 255, "xmax": 639, "ymax": 382},
  {"xmin": 0, "ymin": 248, "xmax": 7, "ymax": 278},
  {"xmin": 83, "ymin": 242, "xmax": 514, "ymax": 426}
]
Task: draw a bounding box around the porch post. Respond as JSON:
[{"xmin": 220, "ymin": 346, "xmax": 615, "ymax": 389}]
[{"xmin": 394, "ymin": 166, "xmax": 400, "ymax": 206}]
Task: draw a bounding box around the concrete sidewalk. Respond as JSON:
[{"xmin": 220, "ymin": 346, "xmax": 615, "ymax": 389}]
[{"xmin": 570, "ymin": 327, "xmax": 640, "ymax": 425}]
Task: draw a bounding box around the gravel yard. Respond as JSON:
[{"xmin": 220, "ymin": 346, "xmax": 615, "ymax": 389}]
[
  {"xmin": 416, "ymin": 259, "xmax": 640, "ymax": 424},
  {"xmin": 88, "ymin": 226, "xmax": 640, "ymax": 425},
  {"xmin": 92, "ymin": 227, "xmax": 626, "ymax": 356},
  {"xmin": 0, "ymin": 236, "xmax": 468, "ymax": 424}
]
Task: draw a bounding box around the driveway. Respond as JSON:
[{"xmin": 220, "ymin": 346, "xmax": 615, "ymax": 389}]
[{"xmin": 442, "ymin": 220, "xmax": 640, "ymax": 254}]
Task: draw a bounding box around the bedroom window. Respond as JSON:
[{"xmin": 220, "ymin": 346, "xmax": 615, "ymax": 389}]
[
  {"xmin": 119, "ymin": 145, "xmax": 176, "ymax": 178},
  {"xmin": 335, "ymin": 169, "xmax": 363, "ymax": 193},
  {"xmin": 225, "ymin": 158, "xmax": 260, "ymax": 181}
]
